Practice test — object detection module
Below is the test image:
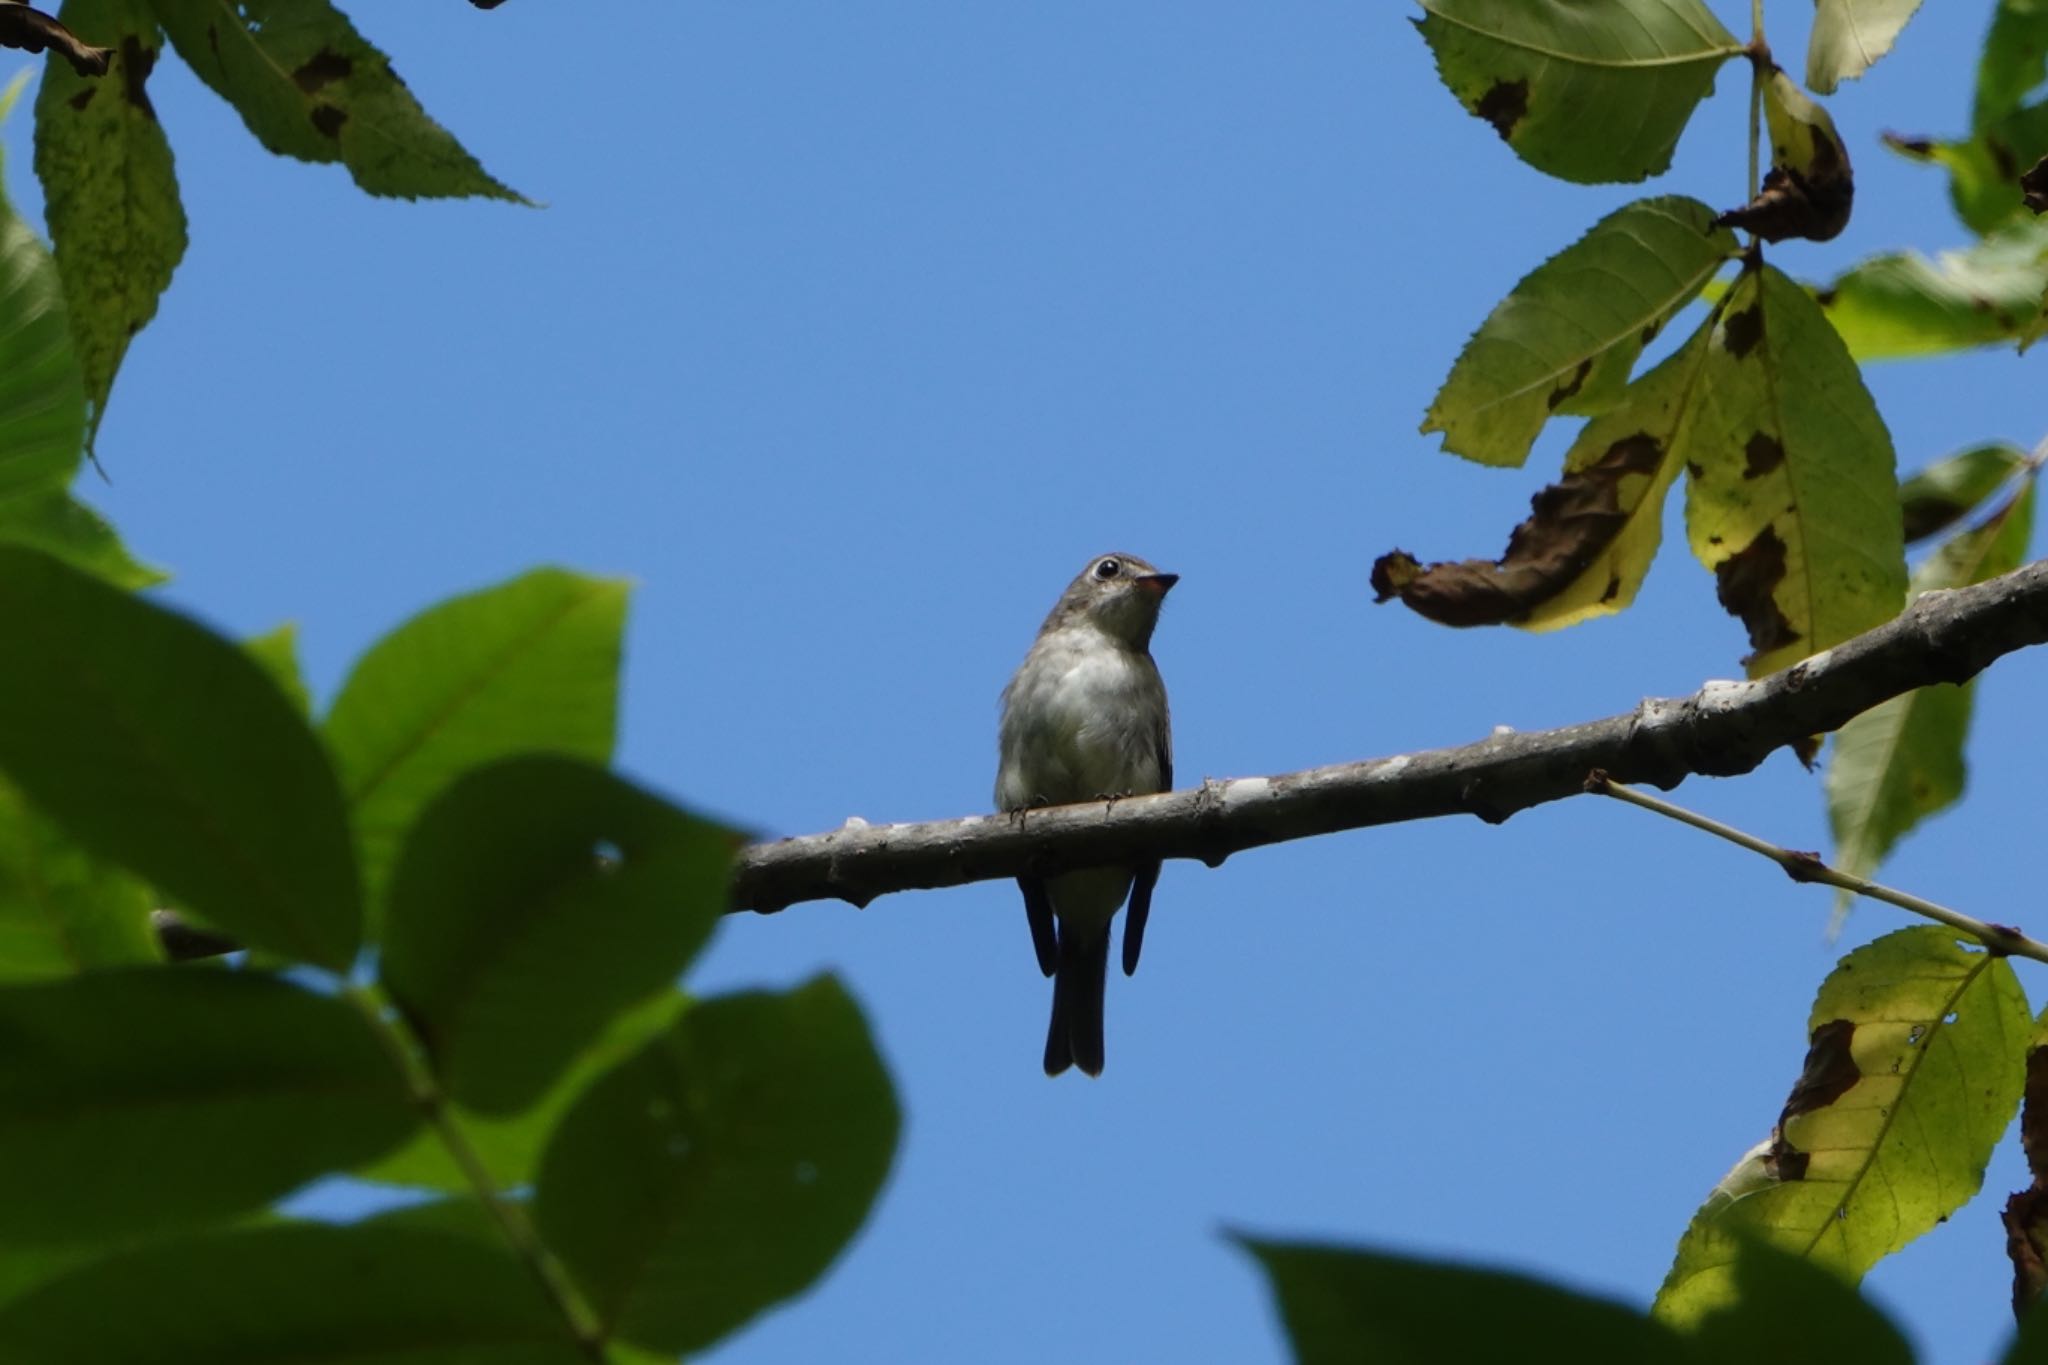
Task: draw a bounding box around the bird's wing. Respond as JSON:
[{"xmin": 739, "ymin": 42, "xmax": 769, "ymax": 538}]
[
  {"xmin": 1122, "ymin": 687, "xmax": 1172, "ymax": 977},
  {"xmin": 1021, "ymin": 876, "xmax": 1058, "ymax": 977}
]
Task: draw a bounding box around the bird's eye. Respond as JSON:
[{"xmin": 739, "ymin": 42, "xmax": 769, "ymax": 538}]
[{"xmin": 1095, "ymin": 558, "xmax": 1121, "ymax": 580}]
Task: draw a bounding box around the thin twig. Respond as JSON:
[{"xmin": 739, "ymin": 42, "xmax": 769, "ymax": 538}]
[
  {"xmin": 1584, "ymin": 772, "xmax": 2047, "ymax": 965},
  {"xmin": 344, "ymin": 986, "xmax": 611, "ymax": 1363}
]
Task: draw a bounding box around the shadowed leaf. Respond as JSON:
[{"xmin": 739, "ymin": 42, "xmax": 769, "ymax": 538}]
[
  {"xmin": 1897, "ymin": 442, "xmax": 2028, "ymax": 543},
  {"xmin": 0, "ymin": 776, "xmax": 157, "ymax": 980}
]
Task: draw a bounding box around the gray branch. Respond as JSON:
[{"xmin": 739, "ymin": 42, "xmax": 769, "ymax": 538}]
[{"xmin": 730, "ymin": 559, "xmax": 2048, "ymax": 915}]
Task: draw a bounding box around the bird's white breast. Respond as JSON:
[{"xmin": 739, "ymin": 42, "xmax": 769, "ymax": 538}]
[{"xmin": 997, "ymin": 629, "xmax": 1164, "ymax": 810}]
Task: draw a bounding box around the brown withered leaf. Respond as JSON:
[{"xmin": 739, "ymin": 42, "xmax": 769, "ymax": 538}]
[
  {"xmin": 0, "ymin": 2, "xmax": 111, "ymax": 77},
  {"xmin": 2003, "ymin": 1045, "xmax": 2048, "ymax": 1320},
  {"xmin": 1718, "ymin": 69, "xmax": 1853, "ymax": 242},
  {"xmin": 1370, "ymin": 434, "xmax": 1666, "ymax": 626},
  {"xmin": 2024, "ymin": 154, "xmax": 2048, "ymax": 215}
]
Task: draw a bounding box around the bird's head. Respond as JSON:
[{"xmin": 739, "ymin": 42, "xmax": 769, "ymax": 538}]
[{"xmin": 1046, "ymin": 552, "xmax": 1178, "ymax": 649}]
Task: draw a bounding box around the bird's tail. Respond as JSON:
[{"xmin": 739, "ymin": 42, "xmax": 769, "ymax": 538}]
[{"xmin": 1044, "ymin": 925, "xmax": 1110, "ymax": 1077}]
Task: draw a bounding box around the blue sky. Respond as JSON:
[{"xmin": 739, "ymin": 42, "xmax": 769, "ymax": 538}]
[{"xmin": 11, "ymin": 4, "xmax": 2047, "ymax": 1361}]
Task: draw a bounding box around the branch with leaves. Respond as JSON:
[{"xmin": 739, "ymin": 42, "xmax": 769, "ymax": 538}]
[{"xmin": 733, "ymin": 555, "xmax": 2048, "ymax": 914}]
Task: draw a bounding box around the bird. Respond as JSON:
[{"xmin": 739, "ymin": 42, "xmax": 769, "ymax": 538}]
[{"xmin": 995, "ymin": 552, "xmax": 1176, "ymax": 1076}]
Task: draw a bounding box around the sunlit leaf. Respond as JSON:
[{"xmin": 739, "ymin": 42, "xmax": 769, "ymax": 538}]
[
  {"xmin": 1827, "ymin": 484, "xmax": 2033, "ymax": 907},
  {"xmin": 536, "ymin": 978, "xmax": 899, "ymax": 1355},
  {"xmin": 1975, "ymin": 0, "xmax": 2048, "ymax": 132},
  {"xmin": 323, "ymin": 567, "xmax": 627, "ymax": 917},
  {"xmin": 1656, "ymin": 927, "xmax": 2029, "ymax": 1324},
  {"xmin": 150, "ymin": 0, "xmax": 525, "ymax": 202},
  {"xmin": 382, "ymin": 756, "xmax": 735, "ymax": 1115},
  {"xmin": 1236, "ymin": 1236, "xmax": 1699, "ymax": 1365},
  {"xmin": 1422, "ymin": 196, "xmax": 1734, "ymax": 468},
  {"xmin": 0, "ymin": 969, "xmax": 418, "ymax": 1244},
  {"xmin": 0, "ymin": 548, "xmax": 360, "ymax": 967},
  {"xmin": 246, "ymin": 623, "xmax": 311, "ymax": 718},
  {"xmin": 1682, "ymin": 264, "xmax": 1905, "ymax": 677},
  {"xmin": 1806, "ymin": 0, "xmax": 1924, "ymax": 94},
  {"xmin": 0, "ymin": 489, "xmax": 160, "ymax": 589},
  {"xmin": 1414, "ymin": 0, "xmax": 1741, "ymax": 185},
  {"xmin": 1718, "ymin": 71, "xmax": 1853, "ymax": 243},
  {"xmin": 1818, "ymin": 219, "xmax": 2048, "ymax": 360},
  {"xmin": 34, "ymin": 0, "xmax": 186, "ymax": 444},
  {"xmin": 1888, "ymin": 107, "xmax": 2048, "ymax": 237},
  {"xmin": 0, "ymin": 776, "xmax": 157, "ymax": 980},
  {"xmin": 0, "ymin": 72, "xmax": 85, "ymax": 508},
  {"xmin": 0, "ymin": 1222, "xmax": 584, "ymax": 1364}
]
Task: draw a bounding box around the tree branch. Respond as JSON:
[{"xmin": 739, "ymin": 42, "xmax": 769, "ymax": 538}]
[{"xmin": 730, "ymin": 558, "xmax": 2048, "ymax": 914}]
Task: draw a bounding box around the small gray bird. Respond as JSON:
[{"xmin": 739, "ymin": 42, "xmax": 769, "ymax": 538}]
[{"xmin": 995, "ymin": 552, "xmax": 1176, "ymax": 1077}]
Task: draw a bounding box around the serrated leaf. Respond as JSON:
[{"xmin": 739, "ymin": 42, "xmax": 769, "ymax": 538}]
[
  {"xmin": 1656, "ymin": 926, "xmax": 2030, "ymax": 1325},
  {"xmin": 0, "ymin": 547, "xmax": 360, "ymax": 968},
  {"xmin": 1682, "ymin": 264, "xmax": 1906, "ymax": 678},
  {"xmin": 1414, "ymin": 0, "xmax": 1741, "ymax": 185},
  {"xmin": 149, "ymin": 0, "xmax": 524, "ymax": 202},
  {"xmin": 0, "ymin": 776, "xmax": 158, "ymax": 980},
  {"xmin": 1826, "ymin": 483, "xmax": 2033, "ymax": 904},
  {"xmin": 1681, "ymin": 1234, "xmax": 1914, "ymax": 1364},
  {"xmin": 0, "ymin": 72, "xmax": 85, "ymax": 509},
  {"xmin": 1235, "ymin": 1237, "xmax": 1699, "ymax": 1365},
  {"xmin": 0, "ymin": 488, "xmax": 160, "ymax": 588},
  {"xmin": 1375, "ymin": 319, "xmax": 1714, "ymax": 628},
  {"xmin": 536, "ymin": 978, "xmax": 899, "ymax": 1355},
  {"xmin": 0, "ymin": 969, "xmax": 418, "ymax": 1244},
  {"xmin": 1423, "ymin": 196, "xmax": 1734, "ymax": 468},
  {"xmin": 0, "ymin": 1222, "xmax": 584, "ymax": 1364},
  {"xmin": 34, "ymin": 0, "xmax": 186, "ymax": 446},
  {"xmin": 382, "ymin": 756, "xmax": 735, "ymax": 1115},
  {"xmin": 1718, "ymin": 71, "xmax": 1853, "ymax": 243},
  {"xmin": 323, "ymin": 568, "xmax": 627, "ymax": 918},
  {"xmin": 1806, "ymin": 0, "xmax": 1924, "ymax": 94},
  {"xmin": 1819, "ymin": 218, "xmax": 2048, "ymax": 360}
]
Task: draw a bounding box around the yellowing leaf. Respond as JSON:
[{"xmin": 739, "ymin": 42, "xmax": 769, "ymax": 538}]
[
  {"xmin": 1414, "ymin": 0, "xmax": 1742, "ymax": 185},
  {"xmin": 1682, "ymin": 264, "xmax": 1906, "ymax": 677},
  {"xmin": 1423, "ymin": 196, "xmax": 1734, "ymax": 468},
  {"xmin": 1656, "ymin": 927, "xmax": 2030, "ymax": 1326},
  {"xmin": 1719, "ymin": 70, "xmax": 1853, "ymax": 242}
]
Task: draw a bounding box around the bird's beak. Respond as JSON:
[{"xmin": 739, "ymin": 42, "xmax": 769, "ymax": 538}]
[{"xmin": 1136, "ymin": 572, "xmax": 1178, "ymax": 597}]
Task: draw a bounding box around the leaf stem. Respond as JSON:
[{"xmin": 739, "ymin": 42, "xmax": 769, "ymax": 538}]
[
  {"xmin": 345, "ymin": 985, "xmax": 611, "ymax": 1363},
  {"xmin": 1746, "ymin": 4, "xmax": 1766, "ymax": 210},
  {"xmin": 1583, "ymin": 772, "xmax": 2048, "ymax": 966}
]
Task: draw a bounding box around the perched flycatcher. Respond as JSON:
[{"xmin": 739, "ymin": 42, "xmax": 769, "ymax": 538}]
[{"xmin": 995, "ymin": 552, "xmax": 1176, "ymax": 1076}]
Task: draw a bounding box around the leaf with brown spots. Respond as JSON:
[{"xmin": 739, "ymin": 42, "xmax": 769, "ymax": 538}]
[
  {"xmin": 150, "ymin": 0, "xmax": 524, "ymax": 202},
  {"xmin": 1825, "ymin": 481, "xmax": 2033, "ymax": 916},
  {"xmin": 34, "ymin": 0, "xmax": 185, "ymax": 452},
  {"xmin": 1888, "ymin": 104, "xmax": 2048, "ymax": 237},
  {"xmin": 2003, "ymin": 1032, "xmax": 2048, "ymax": 1320},
  {"xmin": 1414, "ymin": 0, "xmax": 1742, "ymax": 185},
  {"xmin": 1682, "ymin": 264, "xmax": 1905, "ymax": 678},
  {"xmin": 1717, "ymin": 70, "xmax": 1853, "ymax": 243},
  {"xmin": 1423, "ymin": 196, "xmax": 1735, "ymax": 468},
  {"xmin": 1816, "ymin": 217, "xmax": 2048, "ymax": 360},
  {"xmin": 1655, "ymin": 926, "xmax": 2030, "ymax": 1328},
  {"xmin": 0, "ymin": 2, "xmax": 109, "ymax": 76},
  {"xmin": 1806, "ymin": 0, "xmax": 1924, "ymax": 94},
  {"xmin": 1377, "ymin": 322, "xmax": 1713, "ymax": 629}
]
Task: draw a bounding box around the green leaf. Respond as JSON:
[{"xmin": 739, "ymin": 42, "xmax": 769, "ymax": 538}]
[
  {"xmin": 1826, "ymin": 484, "xmax": 2034, "ymax": 902},
  {"xmin": 1682, "ymin": 264, "xmax": 1906, "ymax": 678},
  {"xmin": 324, "ymin": 567, "xmax": 627, "ymax": 917},
  {"xmin": 1235, "ymin": 1236, "xmax": 1700, "ymax": 1365},
  {"xmin": 245, "ymin": 622, "xmax": 311, "ymax": 717},
  {"xmin": 1374, "ymin": 320, "xmax": 1714, "ymax": 629},
  {"xmin": 0, "ymin": 489, "xmax": 161, "ymax": 589},
  {"xmin": 0, "ymin": 776, "xmax": 158, "ymax": 980},
  {"xmin": 1818, "ymin": 219, "xmax": 2048, "ymax": 360},
  {"xmin": 0, "ymin": 969, "xmax": 419, "ymax": 1244},
  {"xmin": 0, "ymin": 73, "xmax": 85, "ymax": 508},
  {"xmin": 1656, "ymin": 926, "xmax": 2030, "ymax": 1325},
  {"xmin": 34, "ymin": 0, "xmax": 186, "ymax": 445},
  {"xmin": 1889, "ymin": 106, "xmax": 2048, "ymax": 237},
  {"xmin": 1806, "ymin": 0, "xmax": 1924, "ymax": 94},
  {"xmin": 0, "ymin": 547, "xmax": 360, "ymax": 968},
  {"xmin": 0, "ymin": 1222, "xmax": 585, "ymax": 1364},
  {"xmin": 1681, "ymin": 1235, "xmax": 1914, "ymax": 1365},
  {"xmin": 535, "ymin": 977, "xmax": 899, "ymax": 1355},
  {"xmin": 382, "ymin": 756, "xmax": 735, "ymax": 1115},
  {"xmin": 358, "ymin": 988, "xmax": 687, "ymax": 1192},
  {"xmin": 1423, "ymin": 196, "xmax": 1735, "ymax": 468},
  {"xmin": 1414, "ymin": 0, "xmax": 1741, "ymax": 185},
  {"xmin": 149, "ymin": 0, "xmax": 524, "ymax": 203},
  {"xmin": 1976, "ymin": 0, "xmax": 2048, "ymax": 132},
  {"xmin": 1898, "ymin": 441, "xmax": 2028, "ymax": 543}
]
